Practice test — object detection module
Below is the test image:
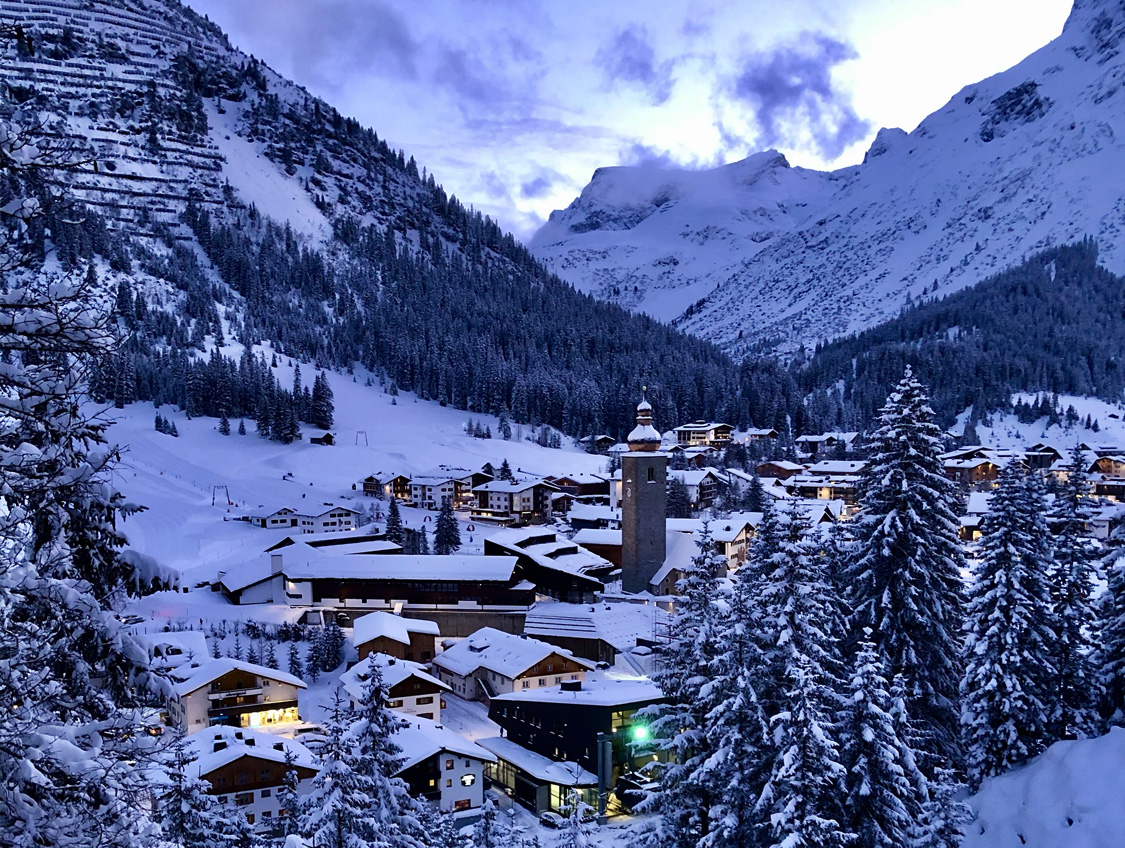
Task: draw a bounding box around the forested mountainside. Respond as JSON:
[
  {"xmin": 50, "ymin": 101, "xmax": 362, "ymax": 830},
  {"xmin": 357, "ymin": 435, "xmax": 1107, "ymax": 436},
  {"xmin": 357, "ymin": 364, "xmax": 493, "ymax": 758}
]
[
  {"xmin": 792, "ymin": 241, "xmax": 1125, "ymax": 431},
  {"xmin": 0, "ymin": 0, "xmax": 740, "ymax": 438},
  {"xmin": 532, "ymin": 0, "xmax": 1125, "ymax": 358}
]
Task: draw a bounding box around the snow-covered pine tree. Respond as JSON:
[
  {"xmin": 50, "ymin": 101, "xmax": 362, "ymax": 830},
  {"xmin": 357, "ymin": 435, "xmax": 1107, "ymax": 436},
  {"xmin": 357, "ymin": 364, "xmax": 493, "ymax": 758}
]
[
  {"xmin": 278, "ymin": 747, "xmax": 302, "ymax": 838},
  {"xmin": 554, "ymin": 790, "xmax": 595, "ymax": 848},
  {"xmin": 297, "ymin": 691, "xmax": 377, "ymax": 848},
  {"xmin": 498, "ymin": 459, "xmax": 514, "ymax": 482},
  {"xmin": 961, "ymin": 464, "xmax": 1056, "ymax": 788},
  {"xmin": 755, "ymin": 502, "xmax": 850, "ymax": 848},
  {"xmin": 385, "ymin": 498, "xmax": 405, "ymax": 546},
  {"xmin": 842, "ymin": 636, "xmax": 913, "ymax": 848},
  {"xmin": 666, "ymin": 477, "xmax": 692, "ymax": 518},
  {"xmin": 645, "ymin": 525, "xmax": 724, "ymax": 848},
  {"xmin": 847, "ymin": 368, "xmax": 966, "ymax": 766},
  {"xmin": 312, "ymin": 371, "xmax": 334, "ymax": 430},
  {"xmin": 696, "ymin": 520, "xmax": 769, "ymax": 848},
  {"xmin": 288, "ymin": 641, "xmax": 305, "ymax": 679},
  {"xmin": 351, "ymin": 668, "xmax": 424, "ymax": 847},
  {"xmin": 219, "ymin": 413, "xmax": 231, "ymax": 435},
  {"xmin": 434, "ymin": 497, "xmax": 461, "ymax": 555},
  {"xmin": 1097, "ymin": 550, "xmax": 1125, "ymax": 726},
  {"xmin": 0, "ymin": 43, "xmax": 174, "ymax": 846},
  {"xmin": 159, "ymin": 735, "xmax": 228, "ymax": 848},
  {"xmin": 1046, "ymin": 443, "xmax": 1100, "ymax": 741},
  {"xmin": 471, "ymin": 798, "xmax": 506, "ymax": 848}
]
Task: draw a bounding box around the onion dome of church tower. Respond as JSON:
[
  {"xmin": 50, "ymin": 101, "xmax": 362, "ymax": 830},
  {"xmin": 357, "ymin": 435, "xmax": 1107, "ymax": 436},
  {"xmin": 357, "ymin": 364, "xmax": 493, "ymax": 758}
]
[{"xmin": 627, "ymin": 388, "xmax": 662, "ymax": 451}]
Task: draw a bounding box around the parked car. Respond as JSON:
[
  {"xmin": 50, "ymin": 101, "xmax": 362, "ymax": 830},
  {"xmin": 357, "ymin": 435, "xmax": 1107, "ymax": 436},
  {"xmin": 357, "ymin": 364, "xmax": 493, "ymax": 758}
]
[{"xmin": 538, "ymin": 811, "xmax": 566, "ymax": 829}]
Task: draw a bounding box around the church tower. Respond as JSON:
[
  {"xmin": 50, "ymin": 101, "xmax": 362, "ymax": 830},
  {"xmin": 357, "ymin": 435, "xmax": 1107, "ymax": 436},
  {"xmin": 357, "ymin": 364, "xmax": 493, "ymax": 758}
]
[{"xmin": 621, "ymin": 390, "xmax": 667, "ymax": 594}]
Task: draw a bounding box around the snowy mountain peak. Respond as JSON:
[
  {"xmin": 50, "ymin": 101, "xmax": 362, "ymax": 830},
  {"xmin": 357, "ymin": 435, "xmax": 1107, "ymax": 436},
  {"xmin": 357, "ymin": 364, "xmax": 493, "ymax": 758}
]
[{"xmin": 532, "ymin": 0, "xmax": 1125, "ymax": 357}]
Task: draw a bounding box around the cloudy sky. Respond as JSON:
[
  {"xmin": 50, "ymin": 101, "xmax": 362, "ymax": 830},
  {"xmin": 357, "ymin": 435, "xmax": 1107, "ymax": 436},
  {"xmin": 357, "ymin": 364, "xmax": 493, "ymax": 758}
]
[{"xmin": 186, "ymin": 0, "xmax": 1071, "ymax": 240}]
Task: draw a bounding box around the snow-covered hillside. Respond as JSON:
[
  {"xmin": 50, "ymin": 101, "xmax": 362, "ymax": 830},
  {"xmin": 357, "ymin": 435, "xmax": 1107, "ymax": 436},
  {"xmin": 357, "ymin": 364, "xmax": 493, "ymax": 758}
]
[
  {"xmin": 106, "ymin": 358, "xmax": 603, "ymax": 590},
  {"xmin": 532, "ymin": 0, "xmax": 1125, "ymax": 356},
  {"xmin": 963, "ymin": 728, "xmax": 1125, "ymax": 848}
]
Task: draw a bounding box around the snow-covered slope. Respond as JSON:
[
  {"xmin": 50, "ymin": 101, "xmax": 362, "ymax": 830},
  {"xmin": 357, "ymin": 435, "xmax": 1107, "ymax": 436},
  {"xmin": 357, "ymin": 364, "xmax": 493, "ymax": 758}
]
[
  {"xmin": 532, "ymin": 0, "xmax": 1125, "ymax": 356},
  {"xmin": 963, "ymin": 728, "xmax": 1125, "ymax": 848}
]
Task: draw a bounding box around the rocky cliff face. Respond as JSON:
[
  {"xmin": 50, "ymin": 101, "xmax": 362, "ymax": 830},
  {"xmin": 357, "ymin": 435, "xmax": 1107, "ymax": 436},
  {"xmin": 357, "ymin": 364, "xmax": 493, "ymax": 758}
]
[{"xmin": 532, "ymin": 0, "xmax": 1125, "ymax": 356}]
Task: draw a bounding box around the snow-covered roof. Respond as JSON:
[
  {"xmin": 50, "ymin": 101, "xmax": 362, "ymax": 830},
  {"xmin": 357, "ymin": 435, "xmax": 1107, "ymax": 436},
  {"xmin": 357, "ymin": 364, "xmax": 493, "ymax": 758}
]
[
  {"xmin": 805, "ymin": 460, "xmax": 867, "ymax": 475},
  {"xmin": 473, "ymin": 478, "xmax": 556, "ymax": 494},
  {"xmin": 393, "ymin": 716, "xmax": 497, "ymax": 772},
  {"xmin": 186, "ymin": 726, "xmax": 319, "ymax": 778},
  {"xmin": 338, "ymin": 653, "xmax": 449, "ymax": 703},
  {"xmin": 431, "ymin": 627, "xmax": 594, "ymax": 679},
  {"xmin": 411, "ymin": 474, "xmax": 462, "ymax": 487},
  {"xmin": 352, "ymin": 611, "xmax": 440, "ymax": 647},
  {"xmin": 966, "ymin": 492, "xmax": 993, "ymax": 515},
  {"xmin": 524, "ymin": 601, "xmax": 670, "ymax": 654},
  {"xmin": 626, "ymin": 423, "xmax": 662, "ymax": 445},
  {"xmin": 667, "ymin": 469, "xmax": 722, "ymax": 486},
  {"xmin": 758, "ymin": 460, "xmax": 805, "ymax": 471},
  {"xmin": 493, "ymin": 672, "xmax": 663, "ymax": 707},
  {"xmin": 568, "ymin": 504, "xmax": 620, "ymax": 523},
  {"xmin": 673, "ymin": 421, "xmax": 731, "ymax": 432},
  {"xmin": 244, "ymin": 501, "xmax": 359, "ymax": 520},
  {"xmin": 280, "ymin": 554, "xmax": 518, "ymax": 582},
  {"xmin": 172, "ymin": 658, "xmax": 307, "ymax": 697},
  {"xmin": 572, "ymin": 529, "xmax": 622, "ymax": 546},
  {"xmin": 484, "ymin": 527, "xmax": 612, "ymax": 580},
  {"xmin": 649, "ymin": 531, "xmax": 700, "ymax": 592},
  {"xmin": 710, "ymin": 515, "xmax": 759, "ymax": 543},
  {"xmin": 266, "ymin": 529, "xmax": 400, "ymax": 552},
  {"xmin": 135, "ymin": 631, "xmax": 210, "ymax": 670},
  {"xmin": 476, "ymin": 736, "xmax": 596, "ymax": 786},
  {"xmin": 666, "ymin": 518, "xmax": 703, "ymax": 534}
]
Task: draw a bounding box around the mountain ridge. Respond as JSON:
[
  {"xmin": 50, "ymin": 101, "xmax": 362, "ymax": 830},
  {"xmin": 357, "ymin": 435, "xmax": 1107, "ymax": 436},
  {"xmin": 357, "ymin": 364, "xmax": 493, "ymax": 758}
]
[{"xmin": 531, "ymin": 0, "xmax": 1125, "ymax": 357}]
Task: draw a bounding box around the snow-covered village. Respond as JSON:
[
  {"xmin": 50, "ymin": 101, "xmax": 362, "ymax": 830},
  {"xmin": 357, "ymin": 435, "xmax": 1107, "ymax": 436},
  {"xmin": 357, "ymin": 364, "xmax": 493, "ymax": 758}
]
[{"xmin": 4, "ymin": 2, "xmax": 1125, "ymax": 848}]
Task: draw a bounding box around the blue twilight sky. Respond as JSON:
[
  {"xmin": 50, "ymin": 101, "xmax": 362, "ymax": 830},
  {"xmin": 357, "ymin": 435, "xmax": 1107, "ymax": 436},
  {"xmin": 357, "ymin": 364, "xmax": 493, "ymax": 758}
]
[{"xmin": 186, "ymin": 0, "xmax": 1072, "ymax": 239}]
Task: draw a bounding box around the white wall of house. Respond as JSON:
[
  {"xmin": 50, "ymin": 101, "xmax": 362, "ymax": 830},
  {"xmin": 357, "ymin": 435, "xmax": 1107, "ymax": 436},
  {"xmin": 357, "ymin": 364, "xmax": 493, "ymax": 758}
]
[{"xmin": 434, "ymin": 754, "xmax": 486, "ymax": 812}]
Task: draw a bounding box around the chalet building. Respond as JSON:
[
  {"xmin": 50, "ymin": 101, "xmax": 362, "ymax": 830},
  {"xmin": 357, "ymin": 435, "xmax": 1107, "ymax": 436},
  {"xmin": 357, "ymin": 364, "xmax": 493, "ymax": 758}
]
[
  {"xmin": 470, "ymin": 479, "xmax": 558, "ymax": 525},
  {"xmin": 483, "ymin": 527, "xmax": 614, "ymax": 603},
  {"xmin": 254, "ymin": 552, "xmax": 533, "ymax": 636},
  {"xmin": 360, "ymin": 471, "xmax": 412, "ymax": 500},
  {"xmin": 544, "ymin": 473, "xmax": 611, "ymax": 499},
  {"xmin": 242, "ymin": 502, "xmax": 360, "ymax": 533},
  {"xmin": 167, "ymin": 659, "xmax": 306, "ymax": 732},
  {"xmin": 184, "ymin": 727, "xmax": 319, "ymax": 829},
  {"xmin": 1091, "ymin": 504, "xmax": 1125, "ymax": 540},
  {"xmin": 958, "ymin": 491, "xmax": 992, "ymax": 542},
  {"xmin": 578, "ymin": 434, "xmax": 616, "ymax": 454},
  {"xmin": 667, "ymin": 468, "xmax": 724, "ymax": 509},
  {"xmin": 794, "ymin": 431, "xmax": 859, "ymax": 457},
  {"xmin": 410, "ymin": 475, "xmax": 466, "ymax": 511},
  {"xmin": 710, "ymin": 514, "xmax": 760, "ymax": 570},
  {"xmin": 673, "ymin": 421, "xmax": 733, "ymax": 448},
  {"xmin": 786, "ymin": 463, "xmax": 863, "ymax": 508},
  {"xmin": 667, "ymin": 444, "xmax": 717, "ymax": 468},
  {"xmin": 1025, "ymin": 443, "xmax": 1064, "ymax": 470},
  {"xmin": 430, "ymin": 627, "xmax": 593, "ymax": 702},
  {"xmin": 1090, "ymin": 455, "xmax": 1125, "ymax": 478},
  {"xmin": 944, "ymin": 457, "xmax": 1002, "ymax": 487},
  {"xmin": 484, "ymin": 675, "xmax": 665, "ymax": 814},
  {"xmin": 352, "ymin": 611, "xmax": 440, "ymax": 663},
  {"xmin": 339, "ymin": 653, "xmax": 450, "ymax": 721},
  {"xmin": 744, "ymin": 428, "xmax": 779, "ymax": 441},
  {"xmin": 756, "ymin": 460, "xmax": 805, "ymax": 480},
  {"xmin": 392, "ymin": 717, "xmax": 497, "ymax": 815}
]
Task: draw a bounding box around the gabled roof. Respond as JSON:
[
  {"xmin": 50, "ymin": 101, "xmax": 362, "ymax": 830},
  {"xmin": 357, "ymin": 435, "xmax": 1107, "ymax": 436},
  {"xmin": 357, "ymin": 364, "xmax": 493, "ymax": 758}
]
[
  {"xmin": 186, "ymin": 726, "xmax": 319, "ymax": 778},
  {"xmin": 673, "ymin": 421, "xmax": 732, "ymax": 432},
  {"xmin": 172, "ymin": 658, "xmax": 307, "ymax": 697},
  {"xmin": 352, "ymin": 611, "xmax": 440, "ymax": 648},
  {"xmin": 281, "ymin": 553, "xmax": 519, "ymax": 582},
  {"xmin": 476, "ymin": 736, "xmax": 595, "ymax": 786},
  {"xmin": 431, "ymin": 627, "xmax": 594, "ymax": 679},
  {"xmin": 492, "ymin": 672, "xmax": 663, "ymax": 708},
  {"xmin": 393, "ymin": 716, "xmax": 497, "ymax": 772},
  {"xmin": 524, "ymin": 602, "xmax": 671, "ymax": 654},
  {"xmin": 484, "ymin": 527, "xmax": 611, "ymax": 581},
  {"xmin": 338, "ymin": 653, "xmax": 450, "ymax": 703},
  {"xmin": 473, "ymin": 478, "xmax": 558, "ymax": 494},
  {"xmin": 806, "ymin": 460, "xmax": 867, "ymax": 475}
]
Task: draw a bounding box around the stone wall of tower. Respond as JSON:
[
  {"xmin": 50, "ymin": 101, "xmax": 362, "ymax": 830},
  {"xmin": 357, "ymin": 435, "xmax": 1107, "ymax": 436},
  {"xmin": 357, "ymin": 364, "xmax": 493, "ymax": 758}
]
[{"xmin": 621, "ymin": 451, "xmax": 667, "ymax": 594}]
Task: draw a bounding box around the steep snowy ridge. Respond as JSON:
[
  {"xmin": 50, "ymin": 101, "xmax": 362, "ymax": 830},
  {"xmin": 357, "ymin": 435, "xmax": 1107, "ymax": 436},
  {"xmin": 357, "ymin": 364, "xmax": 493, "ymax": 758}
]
[{"xmin": 532, "ymin": 0, "xmax": 1125, "ymax": 356}]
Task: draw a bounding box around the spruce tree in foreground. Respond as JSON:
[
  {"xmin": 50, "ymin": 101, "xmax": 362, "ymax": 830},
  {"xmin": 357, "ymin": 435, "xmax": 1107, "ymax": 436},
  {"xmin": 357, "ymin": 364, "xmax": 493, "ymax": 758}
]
[
  {"xmin": 1046, "ymin": 444, "xmax": 1100, "ymax": 741},
  {"xmin": 0, "ymin": 50, "xmax": 172, "ymax": 847},
  {"xmin": 755, "ymin": 503, "xmax": 850, "ymax": 848},
  {"xmin": 961, "ymin": 465, "xmax": 1056, "ymax": 788},
  {"xmin": 434, "ymin": 497, "xmax": 462, "ymax": 555},
  {"xmin": 842, "ymin": 637, "xmax": 913, "ymax": 848},
  {"xmin": 646, "ymin": 527, "xmax": 724, "ymax": 848},
  {"xmin": 847, "ymin": 367, "xmax": 966, "ymax": 767},
  {"xmin": 1097, "ymin": 551, "xmax": 1125, "ymax": 726}
]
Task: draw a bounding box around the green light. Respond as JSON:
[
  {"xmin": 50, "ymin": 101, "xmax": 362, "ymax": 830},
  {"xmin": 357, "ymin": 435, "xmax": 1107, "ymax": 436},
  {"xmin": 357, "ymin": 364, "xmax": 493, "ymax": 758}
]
[{"xmin": 632, "ymin": 725, "xmax": 648, "ymax": 741}]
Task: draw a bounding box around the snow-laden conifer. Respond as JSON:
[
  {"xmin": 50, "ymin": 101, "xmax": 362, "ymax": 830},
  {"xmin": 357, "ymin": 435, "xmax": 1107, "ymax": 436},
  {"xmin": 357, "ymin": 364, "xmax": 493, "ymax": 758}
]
[
  {"xmin": 961, "ymin": 465, "xmax": 1056, "ymax": 788},
  {"xmin": 1045, "ymin": 443, "xmax": 1100, "ymax": 741},
  {"xmin": 434, "ymin": 497, "xmax": 461, "ymax": 555},
  {"xmin": 847, "ymin": 368, "xmax": 966, "ymax": 765}
]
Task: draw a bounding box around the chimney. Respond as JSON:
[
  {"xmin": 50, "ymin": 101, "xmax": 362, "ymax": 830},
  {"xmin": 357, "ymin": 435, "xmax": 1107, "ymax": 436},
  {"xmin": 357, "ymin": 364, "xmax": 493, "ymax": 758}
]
[{"xmin": 271, "ymin": 553, "xmax": 283, "ymax": 575}]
